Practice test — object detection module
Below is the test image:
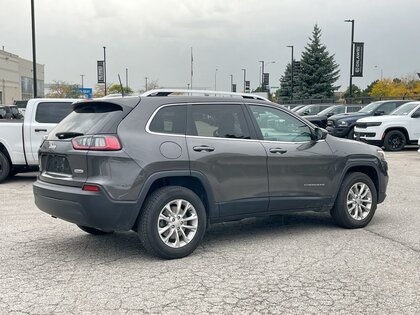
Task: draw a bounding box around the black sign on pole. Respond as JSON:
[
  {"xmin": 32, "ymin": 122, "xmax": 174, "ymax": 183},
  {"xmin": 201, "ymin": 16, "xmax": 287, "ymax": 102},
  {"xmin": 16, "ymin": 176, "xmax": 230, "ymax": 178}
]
[
  {"xmin": 232, "ymin": 84, "xmax": 237, "ymax": 93},
  {"xmin": 353, "ymin": 42, "xmax": 364, "ymax": 77},
  {"xmin": 263, "ymin": 73, "xmax": 269, "ymax": 91},
  {"xmin": 245, "ymin": 80, "xmax": 250, "ymax": 92},
  {"xmin": 97, "ymin": 60, "xmax": 105, "ymax": 83}
]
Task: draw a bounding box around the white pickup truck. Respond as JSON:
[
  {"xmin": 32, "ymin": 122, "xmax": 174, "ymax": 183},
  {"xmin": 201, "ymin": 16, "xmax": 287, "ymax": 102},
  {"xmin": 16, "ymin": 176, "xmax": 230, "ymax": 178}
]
[
  {"xmin": 0, "ymin": 98, "xmax": 76, "ymax": 182},
  {"xmin": 354, "ymin": 101, "xmax": 420, "ymax": 151}
]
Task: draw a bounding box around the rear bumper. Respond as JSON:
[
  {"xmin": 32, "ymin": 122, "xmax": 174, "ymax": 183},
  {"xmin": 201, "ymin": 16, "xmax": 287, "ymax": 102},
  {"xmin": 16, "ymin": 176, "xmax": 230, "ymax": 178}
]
[{"xmin": 33, "ymin": 180, "xmax": 139, "ymax": 231}]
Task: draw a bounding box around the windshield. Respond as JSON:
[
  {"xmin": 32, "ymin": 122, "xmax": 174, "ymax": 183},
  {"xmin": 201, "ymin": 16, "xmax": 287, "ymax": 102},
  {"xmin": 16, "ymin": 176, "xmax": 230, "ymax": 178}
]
[
  {"xmin": 390, "ymin": 102, "xmax": 419, "ymax": 115},
  {"xmin": 295, "ymin": 105, "xmax": 312, "ymax": 114},
  {"xmin": 317, "ymin": 105, "xmax": 343, "ymax": 116},
  {"xmin": 359, "ymin": 101, "xmax": 383, "ymax": 113}
]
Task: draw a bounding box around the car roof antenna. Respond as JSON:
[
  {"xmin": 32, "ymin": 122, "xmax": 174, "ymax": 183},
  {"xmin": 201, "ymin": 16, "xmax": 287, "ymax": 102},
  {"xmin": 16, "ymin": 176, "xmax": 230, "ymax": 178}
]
[{"xmin": 118, "ymin": 74, "xmax": 125, "ymax": 97}]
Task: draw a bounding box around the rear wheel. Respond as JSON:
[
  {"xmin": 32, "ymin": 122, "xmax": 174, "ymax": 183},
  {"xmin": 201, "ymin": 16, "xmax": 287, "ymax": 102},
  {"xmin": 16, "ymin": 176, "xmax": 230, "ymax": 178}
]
[
  {"xmin": 0, "ymin": 152, "xmax": 10, "ymax": 183},
  {"xmin": 77, "ymin": 225, "xmax": 114, "ymax": 235},
  {"xmin": 138, "ymin": 186, "xmax": 206, "ymax": 259},
  {"xmin": 383, "ymin": 130, "xmax": 406, "ymax": 151},
  {"xmin": 331, "ymin": 172, "xmax": 377, "ymax": 228}
]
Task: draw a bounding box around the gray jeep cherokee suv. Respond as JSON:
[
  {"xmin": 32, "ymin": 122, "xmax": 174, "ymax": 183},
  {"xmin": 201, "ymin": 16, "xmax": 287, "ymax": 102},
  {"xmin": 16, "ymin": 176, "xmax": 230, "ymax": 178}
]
[{"xmin": 33, "ymin": 92, "xmax": 389, "ymax": 259}]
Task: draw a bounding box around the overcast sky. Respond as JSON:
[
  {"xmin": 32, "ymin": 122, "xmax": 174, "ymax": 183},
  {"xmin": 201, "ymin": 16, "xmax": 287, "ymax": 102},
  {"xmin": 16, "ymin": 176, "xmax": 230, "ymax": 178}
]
[{"xmin": 2, "ymin": 0, "xmax": 420, "ymax": 93}]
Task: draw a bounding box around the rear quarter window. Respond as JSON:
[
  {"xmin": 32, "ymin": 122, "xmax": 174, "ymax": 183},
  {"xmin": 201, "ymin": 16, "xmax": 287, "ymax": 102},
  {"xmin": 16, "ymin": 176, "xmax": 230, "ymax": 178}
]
[
  {"xmin": 35, "ymin": 102, "xmax": 73, "ymax": 123},
  {"xmin": 149, "ymin": 105, "xmax": 187, "ymax": 135}
]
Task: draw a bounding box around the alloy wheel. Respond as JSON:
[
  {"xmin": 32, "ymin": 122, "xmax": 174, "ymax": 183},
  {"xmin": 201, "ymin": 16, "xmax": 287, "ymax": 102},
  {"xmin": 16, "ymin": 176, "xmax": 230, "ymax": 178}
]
[{"xmin": 346, "ymin": 182, "xmax": 372, "ymax": 220}]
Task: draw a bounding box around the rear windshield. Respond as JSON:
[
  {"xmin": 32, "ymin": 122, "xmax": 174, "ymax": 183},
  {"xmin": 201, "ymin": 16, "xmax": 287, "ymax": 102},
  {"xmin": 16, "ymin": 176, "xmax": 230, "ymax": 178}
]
[{"xmin": 47, "ymin": 102, "xmax": 125, "ymax": 140}]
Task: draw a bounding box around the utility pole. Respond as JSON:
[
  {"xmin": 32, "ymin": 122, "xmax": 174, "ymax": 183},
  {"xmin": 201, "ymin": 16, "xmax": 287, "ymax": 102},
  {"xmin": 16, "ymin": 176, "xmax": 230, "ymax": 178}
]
[
  {"xmin": 214, "ymin": 68, "xmax": 218, "ymax": 91},
  {"xmin": 229, "ymin": 74, "xmax": 233, "ymax": 92},
  {"xmin": 345, "ymin": 19, "xmax": 355, "ymax": 98},
  {"xmin": 145, "ymin": 77, "xmax": 148, "ymax": 91},
  {"xmin": 31, "ymin": 0, "xmax": 37, "ymax": 98},
  {"xmin": 242, "ymin": 68, "xmax": 246, "ymax": 93},
  {"xmin": 80, "ymin": 74, "xmax": 85, "ymax": 90},
  {"xmin": 103, "ymin": 46, "xmax": 107, "ymax": 96},
  {"xmin": 190, "ymin": 47, "xmax": 193, "ymax": 90},
  {"xmin": 287, "ymin": 46, "xmax": 294, "ymax": 100}
]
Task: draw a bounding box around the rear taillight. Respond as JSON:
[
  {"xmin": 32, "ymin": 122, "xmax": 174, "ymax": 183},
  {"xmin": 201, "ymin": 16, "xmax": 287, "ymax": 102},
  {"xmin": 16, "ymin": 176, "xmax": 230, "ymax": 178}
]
[{"xmin": 72, "ymin": 135, "xmax": 121, "ymax": 151}]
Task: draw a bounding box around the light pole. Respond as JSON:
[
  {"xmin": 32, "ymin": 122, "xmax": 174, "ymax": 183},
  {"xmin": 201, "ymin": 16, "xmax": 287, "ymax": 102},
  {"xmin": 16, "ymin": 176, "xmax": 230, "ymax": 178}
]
[
  {"xmin": 214, "ymin": 68, "xmax": 218, "ymax": 90},
  {"xmin": 258, "ymin": 61, "xmax": 264, "ymax": 89},
  {"xmin": 125, "ymin": 68, "xmax": 128, "ymax": 89},
  {"xmin": 241, "ymin": 68, "xmax": 246, "ymax": 93},
  {"xmin": 145, "ymin": 77, "xmax": 148, "ymax": 91},
  {"xmin": 103, "ymin": 46, "xmax": 107, "ymax": 96},
  {"xmin": 374, "ymin": 65, "xmax": 383, "ymax": 80},
  {"xmin": 80, "ymin": 74, "xmax": 85, "ymax": 90},
  {"xmin": 345, "ymin": 19, "xmax": 355, "ymax": 98},
  {"xmin": 287, "ymin": 46, "xmax": 294, "ymax": 100},
  {"xmin": 229, "ymin": 74, "xmax": 233, "ymax": 92},
  {"xmin": 31, "ymin": 0, "xmax": 37, "ymax": 97}
]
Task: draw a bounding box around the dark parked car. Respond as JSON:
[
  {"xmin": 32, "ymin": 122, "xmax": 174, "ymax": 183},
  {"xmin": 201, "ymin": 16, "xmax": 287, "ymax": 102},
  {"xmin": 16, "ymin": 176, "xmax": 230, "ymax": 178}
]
[
  {"xmin": 305, "ymin": 105, "xmax": 363, "ymax": 128},
  {"xmin": 327, "ymin": 100, "xmax": 411, "ymax": 139},
  {"xmin": 0, "ymin": 105, "xmax": 23, "ymax": 119},
  {"xmin": 295, "ymin": 104, "xmax": 335, "ymax": 116},
  {"xmin": 33, "ymin": 91, "xmax": 389, "ymax": 259}
]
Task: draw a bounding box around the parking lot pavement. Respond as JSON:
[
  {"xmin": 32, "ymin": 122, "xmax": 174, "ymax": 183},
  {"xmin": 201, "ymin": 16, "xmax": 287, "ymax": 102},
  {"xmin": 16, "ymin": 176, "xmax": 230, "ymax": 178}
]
[{"xmin": 0, "ymin": 150, "xmax": 419, "ymax": 314}]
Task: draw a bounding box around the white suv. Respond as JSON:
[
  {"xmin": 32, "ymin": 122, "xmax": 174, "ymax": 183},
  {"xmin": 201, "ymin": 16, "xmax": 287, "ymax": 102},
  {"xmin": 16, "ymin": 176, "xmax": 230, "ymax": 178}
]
[{"xmin": 354, "ymin": 101, "xmax": 420, "ymax": 151}]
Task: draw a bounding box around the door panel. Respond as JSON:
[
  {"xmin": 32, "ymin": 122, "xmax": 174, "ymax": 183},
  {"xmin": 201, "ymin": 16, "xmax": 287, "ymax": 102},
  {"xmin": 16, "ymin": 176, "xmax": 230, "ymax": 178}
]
[
  {"xmin": 248, "ymin": 104, "xmax": 335, "ymax": 211},
  {"xmin": 187, "ymin": 104, "xmax": 268, "ymax": 217}
]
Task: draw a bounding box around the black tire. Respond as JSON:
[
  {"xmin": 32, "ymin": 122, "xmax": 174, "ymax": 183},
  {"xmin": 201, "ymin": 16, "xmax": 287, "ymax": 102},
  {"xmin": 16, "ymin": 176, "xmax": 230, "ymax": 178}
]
[
  {"xmin": 383, "ymin": 130, "xmax": 406, "ymax": 151},
  {"xmin": 331, "ymin": 172, "xmax": 377, "ymax": 229},
  {"xmin": 138, "ymin": 186, "xmax": 207, "ymax": 259},
  {"xmin": 347, "ymin": 127, "xmax": 355, "ymax": 140},
  {"xmin": 77, "ymin": 225, "xmax": 114, "ymax": 235},
  {"xmin": 0, "ymin": 152, "xmax": 11, "ymax": 183}
]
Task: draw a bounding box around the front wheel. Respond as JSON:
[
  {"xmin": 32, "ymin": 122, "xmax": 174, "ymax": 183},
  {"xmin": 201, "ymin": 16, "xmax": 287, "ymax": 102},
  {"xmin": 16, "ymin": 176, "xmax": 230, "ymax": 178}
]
[
  {"xmin": 0, "ymin": 152, "xmax": 11, "ymax": 183},
  {"xmin": 383, "ymin": 130, "xmax": 406, "ymax": 151},
  {"xmin": 331, "ymin": 172, "xmax": 377, "ymax": 229},
  {"xmin": 138, "ymin": 186, "xmax": 207, "ymax": 259},
  {"xmin": 346, "ymin": 128, "xmax": 355, "ymax": 140}
]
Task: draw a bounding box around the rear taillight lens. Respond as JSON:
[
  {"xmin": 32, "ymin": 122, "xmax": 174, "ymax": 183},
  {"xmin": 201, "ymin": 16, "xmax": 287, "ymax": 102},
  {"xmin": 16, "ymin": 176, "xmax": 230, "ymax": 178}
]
[
  {"xmin": 72, "ymin": 135, "xmax": 121, "ymax": 151},
  {"xmin": 82, "ymin": 184, "xmax": 101, "ymax": 192}
]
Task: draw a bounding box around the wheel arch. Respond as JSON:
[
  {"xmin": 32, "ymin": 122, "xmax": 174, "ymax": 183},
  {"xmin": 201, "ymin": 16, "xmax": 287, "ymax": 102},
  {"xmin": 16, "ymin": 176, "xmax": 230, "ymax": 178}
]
[
  {"xmin": 133, "ymin": 171, "xmax": 217, "ymax": 230},
  {"xmin": 383, "ymin": 126, "xmax": 409, "ymax": 141},
  {"xmin": 0, "ymin": 141, "xmax": 12, "ymax": 165}
]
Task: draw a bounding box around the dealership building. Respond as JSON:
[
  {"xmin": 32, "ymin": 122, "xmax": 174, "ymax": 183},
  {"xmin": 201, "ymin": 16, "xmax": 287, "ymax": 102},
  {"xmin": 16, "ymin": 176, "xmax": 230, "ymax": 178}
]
[{"xmin": 0, "ymin": 48, "xmax": 44, "ymax": 104}]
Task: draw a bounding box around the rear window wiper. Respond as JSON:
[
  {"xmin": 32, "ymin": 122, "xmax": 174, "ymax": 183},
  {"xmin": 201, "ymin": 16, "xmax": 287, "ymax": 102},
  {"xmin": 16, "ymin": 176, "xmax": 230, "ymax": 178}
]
[{"xmin": 55, "ymin": 132, "xmax": 84, "ymax": 139}]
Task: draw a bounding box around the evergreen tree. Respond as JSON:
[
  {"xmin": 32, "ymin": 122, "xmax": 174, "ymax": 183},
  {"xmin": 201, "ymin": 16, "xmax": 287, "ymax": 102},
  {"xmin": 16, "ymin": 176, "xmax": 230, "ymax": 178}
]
[
  {"xmin": 342, "ymin": 84, "xmax": 362, "ymax": 99},
  {"xmin": 297, "ymin": 24, "xmax": 340, "ymax": 99}
]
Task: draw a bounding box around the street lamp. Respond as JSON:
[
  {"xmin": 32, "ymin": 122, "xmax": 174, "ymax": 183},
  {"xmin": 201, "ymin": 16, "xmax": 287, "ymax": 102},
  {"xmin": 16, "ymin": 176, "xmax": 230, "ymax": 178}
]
[
  {"xmin": 229, "ymin": 74, "xmax": 234, "ymax": 92},
  {"xmin": 241, "ymin": 68, "xmax": 246, "ymax": 93},
  {"xmin": 31, "ymin": 0, "xmax": 37, "ymax": 98},
  {"xmin": 259, "ymin": 61, "xmax": 276, "ymax": 90},
  {"xmin": 214, "ymin": 68, "xmax": 218, "ymax": 90},
  {"xmin": 80, "ymin": 74, "xmax": 85, "ymax": 90},
  {"xmin": 126, "ymin": 68, "xmax": 128, "ymax": 89},
  {"xmin": 287, "ymin": 46, "xmax": 294, "ymax": 100},
  {"xmin": 374, "ymin": 65, "xmax": 383, "ymax": 80},
  {"xmin": 344, "ymin": 19, "xmax": 355, "ymax": 98},
  {"xmin": 103, "ymin": 46, "xmax": 107, "ymax": 96},
  {"xmin": 145, "ymin": 77, "xmax": 148, "ymax": 91}
]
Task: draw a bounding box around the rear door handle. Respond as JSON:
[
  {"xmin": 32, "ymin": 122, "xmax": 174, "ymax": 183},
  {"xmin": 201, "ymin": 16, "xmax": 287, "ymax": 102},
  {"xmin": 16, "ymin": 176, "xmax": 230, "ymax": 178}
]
[
  {"xmin": 35, "ymin": 129, "xmax": 47, "ymax": 132},
  {"xmin": 193, "ymin": 145, "xmax": 215, "ymax": 152},
  {"xmin": 269, "ymin": 148, "xmax": 287, "ymax": 154}
]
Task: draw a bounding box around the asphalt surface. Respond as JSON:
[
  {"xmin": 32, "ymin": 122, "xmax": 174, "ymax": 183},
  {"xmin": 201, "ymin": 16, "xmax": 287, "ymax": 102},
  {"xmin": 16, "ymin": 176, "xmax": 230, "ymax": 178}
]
[{"xmin": 0, "ymin": 148, "xmax": 419, "ymax": 314}]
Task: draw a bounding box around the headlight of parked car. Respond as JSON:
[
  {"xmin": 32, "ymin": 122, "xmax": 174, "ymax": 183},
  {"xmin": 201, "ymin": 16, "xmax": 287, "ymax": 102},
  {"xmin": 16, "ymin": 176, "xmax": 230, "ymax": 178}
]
[
  {"xmin": 366, "ymin": 122, "xmax": 382, "ymax": 127},
  {"xmin": 377, "ymin": 149, "xmax": 386, "ymax": 160},
  {"xmin": 338, "ymin": 120, "xmax": 348, "ymax": 127}
]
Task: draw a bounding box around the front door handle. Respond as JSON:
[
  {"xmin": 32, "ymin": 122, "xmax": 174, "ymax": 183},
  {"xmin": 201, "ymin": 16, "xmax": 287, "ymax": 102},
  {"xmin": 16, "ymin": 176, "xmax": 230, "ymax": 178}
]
[
  {"xmin": 269, "ymin": 148, "xmax": 287, "ymax": 154},
  {"xmin": 35, "ymin": 129, "xmax": 47, "ymax": 132},
  {"xmin": 193, "ymin": 145, "xmax": 215, "ymax": 152}
]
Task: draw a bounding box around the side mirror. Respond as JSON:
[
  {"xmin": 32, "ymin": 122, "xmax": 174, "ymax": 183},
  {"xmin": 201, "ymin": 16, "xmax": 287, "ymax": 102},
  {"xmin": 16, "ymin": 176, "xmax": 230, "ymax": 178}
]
[
  {"xmin": 313, "ymin": 127, "xmax": 328, "ymax": 141},
  {"xmin": 326, "ymin": 113, "xmax": 334, "ymax": 117},
  {"xmin": 374, "ymin": 111, "xmax": 385, "ymax": 116},
  {"xmin": 303, "ymin": 111, "xmax": 310, "ymax": 115},
  {"xmin": 411, "ymin": 112, "xmax": 420, "ymax": 118}
]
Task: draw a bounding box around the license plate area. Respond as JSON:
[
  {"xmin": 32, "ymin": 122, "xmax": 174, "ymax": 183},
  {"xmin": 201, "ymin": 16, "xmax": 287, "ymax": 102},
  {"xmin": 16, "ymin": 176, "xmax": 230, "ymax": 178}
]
[{"xmin": 46, "ymin": 155, "xmax": 72, "ymax": 175}]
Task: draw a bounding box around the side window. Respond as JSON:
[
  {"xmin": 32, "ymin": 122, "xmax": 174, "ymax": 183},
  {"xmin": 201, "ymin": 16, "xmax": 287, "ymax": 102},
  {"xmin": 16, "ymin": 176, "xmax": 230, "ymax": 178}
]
[
  {"xmin": 35, "ymin": 102, "xmax": 73, "ymax": 123},
  {"xmin": 250, "ymin": 105, "xmax": 312, "ymax": 142},
  {"xmin": 412, "ymin": 108, "xmax": 420, "ymax": 117},
  {"xmin": 377, "ymin": 102, "xmax": 397, "ymax": 114},
  {"xmin": 149, "ymin": 105, "xmax": 186, "ymax": 135},
  {"xmin": 188, "ymin": 104, "xmax": 250, "ymax": 139},
  {"xmin": 347, "ymin": 106, "xmax": 361, "ymax": 113}
]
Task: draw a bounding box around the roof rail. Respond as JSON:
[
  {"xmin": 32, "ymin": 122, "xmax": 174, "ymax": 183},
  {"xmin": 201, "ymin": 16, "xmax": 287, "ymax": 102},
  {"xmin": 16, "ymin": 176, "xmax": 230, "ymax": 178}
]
[{"xmin": 141, "ymin": 89, "xmax": 270, "ymax": 102}]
